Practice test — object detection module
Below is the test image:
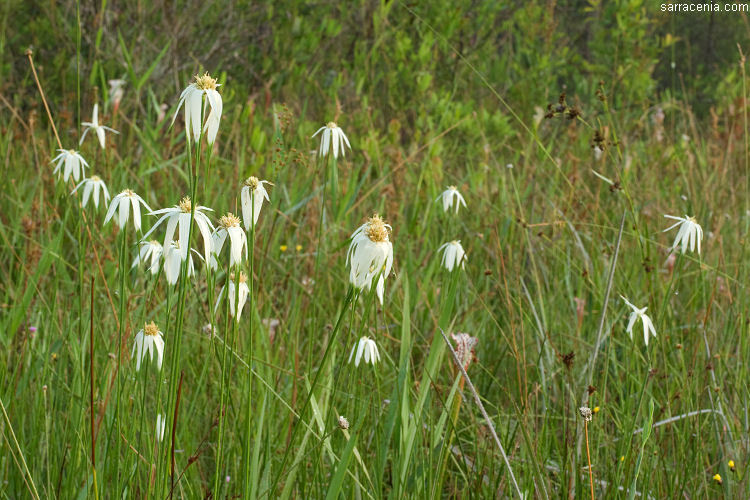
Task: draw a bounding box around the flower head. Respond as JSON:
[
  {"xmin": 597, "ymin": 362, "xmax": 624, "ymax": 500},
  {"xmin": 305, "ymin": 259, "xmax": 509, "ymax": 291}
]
[
  {"xmin": 80, "ymin": 103, "xmax": 119, "ymax": 149},
  {"xmin": 143, "ymin": 196, "xmax": 214, "ymax": 263},
  {"xmin": 212, "ymin": 213, "xmax": 248, "ymax": 267},
  {"xmin": 104, "ymin": 189, "xmax": 151, "ymax": 232},
  {"xmin": 663, "ymin": 214, "xmax": 703, "ymax": 255},
  {"xmin": 346, "ymin": 214, "xmax": 394, "ymax": 304},
  {"xmin": 451, "ymin": 332, "xmax": 478, "ymax": 370},
  {"xmin": 132, "ymin": 240, "xmax": 163, "ymax": 274},
  {"xmin": 108, "ymin": 79, "xmax": 126, "ymax": 113},
  {"xmin": 436, "ymin": 186, "xmax": 467, "ymax": 214},
  {"xmin": 132, "ymin": 321, "xmax": 165, "ymax": 371},
  {"xmin": 621, "ymin": 295, "xmax": 657, "ymax": 346},
  {"xmin": 338, "ymin": 416, "xmax": 350, "ymax": 430},
  {"xmin": 215, "ymin": 272, "xmax": 249, "ymax": 321},
  {"xmin": 172, "ymin": 72, "xmax": 223, "ymax": 144},
  {"xmin": 52, "ymin": 149, "xmax": 88, "ymax": 183},
  {"xmin": 312, "ymin": 121, "xmax": 351, "ymax": 159},
  {"xmin": 71, "ymin": 175, "xmax": 110, "ymax": 209},
  {"xmin": 348, "ymin": 336, "xmax": 380, "ymax": 367},
  {"xmin": 240, "ymin": 177, "xmax": 271, "ymax": 231},
  {"xmin": 438, "ymin": 240, "xmax": 467, "ymax": 271},
  {"xmin": 163, "ymin": 240, "xmax": 197, "ymax": 286}
]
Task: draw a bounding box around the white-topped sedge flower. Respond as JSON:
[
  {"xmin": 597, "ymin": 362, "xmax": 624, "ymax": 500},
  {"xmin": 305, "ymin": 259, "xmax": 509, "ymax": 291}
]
[
  {"xmin": 620, "ymin": 295, "xmax": 657, "ymax": 346},
  {"xmin": 172, "ymin": 72, "xmax": 223, "ymax": 145},
  {"xmin": 155, "ymin": 414, "xmax": 166, "ymax": 442},
  {"xmin": 80, "ymin": 103, "xmax": 119, "ymax": 149},
  {"xmin": 438, "ymin": 240, "xmax": 467, "ymax": 271},
  {"xmin": 215, "ymin": 272, "xmax": 249, "ymax": 321},
  {"xmin": 132, "ymin": 240, "xmax": 163, "ymax": 275},
  {"xmin": 143, "ymin": 196, "xmax": 214, "ymax": 262},
  {"xmin": 52, "ymin": 149, "xmax": 88, "ymax": 183},
  {"xmin": 346, "ymin": 214, "xmax": 394, "ymax": 304},
  {"xmin": 663, "ymin": 214, "xmax": 703, "ymax": 255},
  {"xmin": 71, "ymin": 175, "xmax": 110, "ymax": 209},
  {"xmin": 436, "ymin": 186, "xmax": 467, "ymax": 214},
  {"xmin": 451, "ymin": 332, "xmax": 478, "ymax": 370},
  {"xmin": 212, "ymin": 213, "xmax": 247, "ymax": 267},
  {"xmin": 162, "ymin": 240, "xmax": 197, "ymax": 286},
  {"xmin": 240, "ymin": 176, "xmax": 271, "ymax": 231},
  {"xmin": 132, "ymin": 321, "xmax": 165, "ymax": 371},
  {"xmin": 108, "ymin": 79, "xmax": 126, "ymax": 113},
  {"xmin": 348, "ymin": 336, "xmax": 380, "ymax": 367},
  {"xmin": 312, "ymin": 121, "xmax": 351, "ymax": 159},
  {"xmin": 104, "ymin": 189, "xmax": 151, "ymax": 232}
]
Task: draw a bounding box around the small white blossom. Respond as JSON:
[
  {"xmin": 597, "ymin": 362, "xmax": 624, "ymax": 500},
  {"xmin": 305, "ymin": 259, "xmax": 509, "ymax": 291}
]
[
  {"xmin": 621, "ymin": 296, "xmax": 657, "ymax": 346},
  {"xmin": 108, "ymin": 79, "xmax": 126, "ymax": 112},
  {"xmin": 240, "ymin": 177, "xmax": 271, "ymax": 231},
  {"xmin": 212, "ymin": 213, "xmax": 247, "ymax": 267},
  {"xmin": 132, "ymin": 240, "xmax": 163, "ymax": 275},
  {"xmin": 348, "ymin": 336, "xmax": 380, "ymax": 367},
  {"xmin": 215, "ymin": 272, "xmax": 250, "ymax": 321},
  {"xmin": 163, "ymin": 240, "xmax": 197, "ymax": 286},
  {"xmin": 172, "ymin": 72, "xmax": 223, "ymax": 145},
  {"xmin": 71, "ymin": 175, "xmax": 110, "ymax": 209},
  {"xmin": 438, "ymin": 240, "xmax": 467, "ymax": 271},
  {"xmin": 80, "ymin": 103, "xmax": 119, "ymax": 149},
  {"xmin": 436, "ymin": 186, "xmax": 467, "ymax": 214},
  {"xmin": 346, "ymin": 214, "xmax": 394, "ymax": 304},
  {"xmin": 104, "ymin": 189, "xmax": 151, "ymax": 232},
  {"xmin": 312, "ymin": 121, "xmax": 351, "ymax": 159},
  {"xmin": 143, "ymin": 196, "xmax": 214, "ymax": 263},
  {"xmin": 132, "ymin": 321, "xmax": 165, "ymax": 371},
  {"xmin": 52, "ymin": 149, "xmax": 88, "ymax": 183},
  {"xmin": 663, "ymin": 214, "xmax": 703, "ymax": 254}
]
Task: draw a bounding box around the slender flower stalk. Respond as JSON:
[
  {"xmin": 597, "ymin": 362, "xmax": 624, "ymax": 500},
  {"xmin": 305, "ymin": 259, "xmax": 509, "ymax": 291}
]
[{"xmin": 80, "ymin": 103, "xmax": 119, "ymax": 149}]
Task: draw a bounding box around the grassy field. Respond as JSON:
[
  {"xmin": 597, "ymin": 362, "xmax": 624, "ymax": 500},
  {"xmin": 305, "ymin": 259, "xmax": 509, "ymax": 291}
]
[{"xmin": 2, "ymin": 0, "xmax": 750, "ymax": 498}]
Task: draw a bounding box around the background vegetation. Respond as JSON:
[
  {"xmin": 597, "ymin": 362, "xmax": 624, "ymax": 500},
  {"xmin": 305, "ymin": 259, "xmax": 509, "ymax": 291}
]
[{"xmin": 2, "ymin": 0, "xmax": 750, "ymax": 497}]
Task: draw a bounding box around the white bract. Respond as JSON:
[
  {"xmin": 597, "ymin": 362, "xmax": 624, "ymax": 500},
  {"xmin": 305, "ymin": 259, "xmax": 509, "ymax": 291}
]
[
  {"xmin": 143, "ymin": 196, "xmax": 214, "ymax": 263},
  {"xmin": 312, "ymin": 122, "xmax": 351, "ymax": 159},
  {"xmin": 663, "ymin": 214, "xmax": 703, "ymax": 255},
  {"xmin": 438, "ymin": 240, "xmax": 467, "ymax": 271},
  {"xmin": 104, "ymin": 189, "xmax": 151, "ymax": 232},
  {"xmin": 348, "ymin": 336, "xmax": 380, "ymax": 367},
  {"xmin": 346, "ymin": 215, "xmax": 394, "ymax": 304},
  {"xmin": 621, "ymin": 295, "xmax": 657, "ymax": 346},
  {"xmin": 215, "ymin": 272, "xmax": 249, "ymax": 322},
  {"xmin": 71, "ymin": 175, "xmax": 109, "ymax": 209},
  {"xmin": 172, "ymin": 72, "xmax": 223, "ymax": 145},
  {"xmin": 155, "ymin": 414, "xmax": 166, "ymax": 442},
  {"xmin": 132, "ymin": 240, "xmax": 163, "ymax": 275},
  {"xmin": 212, "ymin": 213, "xmax": 247, "ymax": 267},
  {"xmin": 240, "ymin": 177, "xmax": 271, "ymax": 231},
  {"xmin": 163, "ymin": 240, "xmax": 196, "ymax": 286},
  {"xmin": 132, "ymin": 321, "xmax": 165, "ymax": 371},
  {"xmin": 80, "ymin": 103, "xmax": 119, "ymax": 149},
  {"xmin": 436, "ymin": 186, "xmax": 467, "ymax": 214},
  {"xmin": 52, "ymin": 149, "xmax": 88, "ymax": 183}
]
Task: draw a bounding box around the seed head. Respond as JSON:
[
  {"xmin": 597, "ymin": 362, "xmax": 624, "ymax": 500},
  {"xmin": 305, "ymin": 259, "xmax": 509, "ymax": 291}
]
[
  {"xmin": 244, "ymin": 176, "xmax": 259, "ymax": 191},
  {"xmin": 219, "ymin": 212, "xmax": 240, "ymax": 229},
  {"xmin": 90, "ymin": 175, "xmax": 101, "ymax": 182},
  {"xmin": 327, "ymin": 121, "xmax": 337, "ymax": 129},
  {"xmin": 144, "ymin": 321, "xmax": 160, "ymax": 336},
  {"xmin": 338, "ymin": 415, "xmax": 350, "ymax": 430},
  {"xmin": 365, "ymin": 214, "xmax": 389, "ymax": 243},
  {"xmin": 579, "ymin": 406, "xmax": 593, "ymax": 422},
  {"xmin": 179, "ymin": 196, "xmax": 192, "ymax": 213},
  {"xmin": 194, "ymin": 72, "xmax": 217, "ymax": 90}
]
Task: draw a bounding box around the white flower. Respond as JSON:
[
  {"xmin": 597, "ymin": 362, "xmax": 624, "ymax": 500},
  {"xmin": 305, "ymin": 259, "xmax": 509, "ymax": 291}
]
[
  {"xmin": 143, "ymin": 196, "xmax": 214, "ymax": 263},
  {"xmin": 212, "ymin": 213, "xmax": 247, "ymax": 267},
  {"xmin": 312, "ymin": 121, "xmax": 351, "ymax": 159},
  {"xmin": 240, "ymin": 177, "xmax": 271, "ymax": 231},
  {"xmin": 621, "ymin": 296, "xmax": 657, "ymax": 346},
  {"xmin": 451, "ymin": 333, "xmax": 478, "ymax": 370},
  {"xmin": 104, "ymin": 189, "xmax": 151, "ymax": 232},
  {"xmin": 438, "ymin": 240, "xmax": 467, "ymax": 271},
  {"xmin": 215, "ymin": 272, "xmax": 249, "ymax": 321},
  {"xmin": 132, "ymin": 321, "xmax": 165, "ymax": 371},
  {"xmin": 436, "ymin": 186, "xmax": 467, "ymax": 214},
  {"xmin": 348, "ymin": 336, "xmax": 380, "ymax": 367},
  {"xmin": 52, "ymin": 149, "xmax": 88, "ymax": 183},
  {"xmin": 80, "ymin": 103, "xmax": 119, "ymax": 149},
  {"xmin": 663, "ymin": 214, "xmax": 703, "ymax": 255},
  {"xmin": 346, "ymin": 214, "xmax": 394, "ymax": 304},
  {"xmin": 155, "ymin": 414, "xmax": 166, "ymax": 442},
  {"xmin": 163, "ymin": 240, "xmax": 196, "ymax": 286},
  {"xmin": 71, "ymin": 175, "xmax": 110, "ymax": 209},
  {"xmin": 108, "ymin": 79, "xmax": 126, "ymax": 112},
  {"xmin": 171, "ymin": 72, "xmax": 223, "ymax": 145},
  {"xmin": 132, "ymin": 240, "xmax": 163, "ymax": 275}
]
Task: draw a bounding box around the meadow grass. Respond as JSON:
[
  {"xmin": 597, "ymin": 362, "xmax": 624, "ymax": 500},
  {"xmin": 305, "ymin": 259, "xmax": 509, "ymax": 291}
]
[{"xmin": 2, "ymin": 1, "xmax": 750, "ymax": 498}]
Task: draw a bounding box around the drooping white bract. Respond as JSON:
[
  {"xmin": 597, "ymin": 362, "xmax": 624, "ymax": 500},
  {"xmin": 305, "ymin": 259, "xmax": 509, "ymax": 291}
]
[
  {"xmin": 436, "ymin": 186, "xmax": 467, "ymax": 214},
  {"xmin": 80, "ymin": 103, "xmax": 119, "ymax": 149},
  {"xmin": 132, "ymin": 321, "xmax": 165, "ymax": 371},
  {"xmin": 438, "ymin": 240, "xmax": 467, "ymax": 271},
  {"xmin": 215, "ymin": 272, "xmax": 250, "ymax": 322},
  {"xmin": 171, "ymin": 72, "xmax": 223, "ymax": 145},
  {"xmin": 52, "ymin": 149, "xmax": 88, "ymax": 183},
  {"xmin": 621, "ymin": 295, "xmax": 657, "ymax": 346},
  {"xmin": 72, "ymin": 175, "xmax": 110, "ymax": 209},
  {"xmin": 348, "ymin": 336, "xmax": 380, "ymax": 367},
  {"xmin": 143, "ymin": 196, "xmax": 214, "ymax": 263},
  {"xmin": 240, "ymin": 177, "xmax": 271, "ymax": 231},
  {"xmin": 312, "ymin": 121, "xmax": 351, "ymax": 159},
  {"xmin": 104, "ymin": 189, "xmax": 151, "ymax": 232},
  {"xmin": 212, "ymin": 213, "xmax": 247, "ymax": 267},
  {"xmin": 663, "ymin": 214, "xmax": 703, "ymax": 255},
  {"xmin": 155, "ymin": 414, "xmax": 166, "ymax": 442},
  {"xmin": 346, "ymin": 214, "xmax": 394, "ymax": 304},
  {"xmin": 163, "ymin": 240, "xmax": 196, "ymax": 286},
  {"xmin": 132, "ymin": 240, "xmax": 163, "ymax": 275}
]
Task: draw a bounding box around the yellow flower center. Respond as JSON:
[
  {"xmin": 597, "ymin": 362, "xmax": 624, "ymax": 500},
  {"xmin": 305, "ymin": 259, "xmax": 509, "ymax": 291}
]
[
  {"xmin": 244, "ymin": 176, "xmax": 259, "ymax": 191},
  {"xmin": 144, "ymin": 321, "xmax": 160, "ymax": 336},
  {"xmin": 327, "ymin": 121, "xmax": 337, "ymax": 129},
  {"xmin": 229, "ymin": 272, "xmax": 248, "ymax": 284},
  {"xmin": 194, "ymin": 72, "xmax": 217, "ymax": 90},
  {"xmin": 150, "ymin": 240, "xmax": 160, "ymax": 246},
  {"xmin": 219, "ymin": 213, "xmax": 240, "ymax": 228},
  {"xmin": 179, "ymin": 196, "xmax": 192, "ymax": 213},
  {"xmin": 69, "ymin": 149, "xmax": 76, "ymax": 155},
  {"xmin": 121, "ymin": 189, "xmax": 135, "ymax": 197},
  {"xmin": 365, "ymin": 214, "xmax": 389, "ymax": 243},
  {"xmin": 448, "ymin": 185, "xmax": 457, "ymax": 191},
  {"xmin": 90, "ymin": 175, "xmax": 101, "ymax": 182}
]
